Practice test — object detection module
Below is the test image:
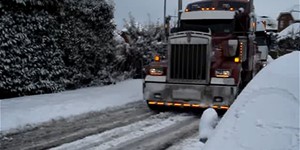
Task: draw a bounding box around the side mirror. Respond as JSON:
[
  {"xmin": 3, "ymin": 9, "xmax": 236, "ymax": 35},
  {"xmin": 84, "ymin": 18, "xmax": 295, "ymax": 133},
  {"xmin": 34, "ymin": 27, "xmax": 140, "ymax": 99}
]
[{"xmin": 170, "ymin": 27, "xmax": 178, "ymax": 33}]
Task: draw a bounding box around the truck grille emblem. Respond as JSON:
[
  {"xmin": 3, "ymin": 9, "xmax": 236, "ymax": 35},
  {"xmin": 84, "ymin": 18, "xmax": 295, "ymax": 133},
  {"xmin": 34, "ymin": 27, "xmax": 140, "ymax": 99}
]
[{"xmin": 186, "ymin": 32, "xmax": 191, "ymax": 43}]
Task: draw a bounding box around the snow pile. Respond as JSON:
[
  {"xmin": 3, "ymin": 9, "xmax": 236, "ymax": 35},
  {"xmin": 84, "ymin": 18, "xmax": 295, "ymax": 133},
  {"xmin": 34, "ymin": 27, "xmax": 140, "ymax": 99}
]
[
  {"xmin": 277, "ymin": 23, "xmax": 300, "ymax": 41},
  {"xmin": 198, "ymin": 108, "xmax": 219, "ymax": 143},
  {"xmin": 203, "ymin": 51, "xmax": 300, "ymax": 150},
  {"xmin": 0, "ymin": 79, "xmax": 143, "ymax": 133}
]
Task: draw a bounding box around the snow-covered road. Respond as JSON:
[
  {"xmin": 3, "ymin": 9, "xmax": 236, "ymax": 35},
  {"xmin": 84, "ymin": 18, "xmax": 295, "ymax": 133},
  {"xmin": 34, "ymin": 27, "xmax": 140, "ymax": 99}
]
[
  {"xmin": 1, "ymin": 101, "xmax": 153, "ymax": 150},
  {"xmin": 0, "ymin": 79, "xmax": 143, "ymax": 133},
  {"xmin": 0, "ymin": 78, "xmax": 202, "ymax": 150},
  {"xmin": 51, "ymin": 112, "xmax": 198, "ymax": 150},
  {"xmin": 1, "ymin": 98, "xmax": 200, "ymax": 150}
]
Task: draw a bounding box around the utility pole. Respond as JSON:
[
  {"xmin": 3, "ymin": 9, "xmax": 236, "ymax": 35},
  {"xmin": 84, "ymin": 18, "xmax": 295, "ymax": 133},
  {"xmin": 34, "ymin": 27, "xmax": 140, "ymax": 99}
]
[
  {"xmin": 178, "ymin": 0, "xmax": 182, "ymax": 27},
  {"xmin": 164, "ymin": 0, "xmax": 166, "ymax": 28},
  {"xmin": 164, "ymin": 0, "xmax": 167, "ymax": 41}
]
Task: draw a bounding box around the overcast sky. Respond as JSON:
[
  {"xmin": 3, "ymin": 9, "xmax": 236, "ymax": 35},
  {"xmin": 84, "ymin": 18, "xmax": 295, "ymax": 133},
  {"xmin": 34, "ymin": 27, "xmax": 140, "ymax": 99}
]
[{"xmin": 113, "ymin": 0, "xmax": 300, "ymax": 29}]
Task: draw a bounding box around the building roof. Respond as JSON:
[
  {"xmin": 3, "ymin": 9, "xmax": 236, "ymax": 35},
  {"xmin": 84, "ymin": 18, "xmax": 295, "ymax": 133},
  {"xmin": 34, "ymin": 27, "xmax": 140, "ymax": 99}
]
[{"xmin": 277, "ymin": 12, "xmax": 295, "ymax": 20}]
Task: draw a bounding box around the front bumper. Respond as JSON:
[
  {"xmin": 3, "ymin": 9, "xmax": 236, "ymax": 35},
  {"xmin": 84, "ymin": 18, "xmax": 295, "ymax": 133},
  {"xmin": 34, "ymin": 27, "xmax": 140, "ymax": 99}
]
[{"xmin": 144, "ymin": 81, "xmax": 237, "ymax": 109}]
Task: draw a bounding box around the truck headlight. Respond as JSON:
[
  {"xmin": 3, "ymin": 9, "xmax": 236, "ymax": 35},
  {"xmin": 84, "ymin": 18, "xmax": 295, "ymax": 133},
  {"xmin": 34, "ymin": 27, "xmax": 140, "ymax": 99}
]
[
  {"xmin": 149, "ymin": 67, "xmax": 164, "ymax": 76},
  {"xmin": 215, "ymin": 69, "xmax": 231, "ymax": 78}
]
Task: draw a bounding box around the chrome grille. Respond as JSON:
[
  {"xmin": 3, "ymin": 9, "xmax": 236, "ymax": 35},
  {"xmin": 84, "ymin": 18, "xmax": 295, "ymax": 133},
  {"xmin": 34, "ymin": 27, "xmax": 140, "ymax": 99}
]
[{"xmin": 169, "ymin": 44, "xmax": 207, "ymax": 81}]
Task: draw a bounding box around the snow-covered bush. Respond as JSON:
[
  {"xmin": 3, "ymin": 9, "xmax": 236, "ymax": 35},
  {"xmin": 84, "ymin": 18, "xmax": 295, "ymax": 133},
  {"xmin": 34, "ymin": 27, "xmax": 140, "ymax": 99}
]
[
  {"xmin": 276, "ymin": 23, "xmax": 300, "ymax": 53},
  {"xmin": 0, "ymin": 0, "xmax": 115, "ymax": 98},
  {"xmin": 0, "ymin": 2, "xmax": 66, "ymax": 98},
  {"xmin": 277, "ymin": 37, "xmax": 300, "ymax": 50},
  {"xmin": 113, "ymin": 14, "xmax": 167, "ymax": 78},
  {"xmin": 57, "ymin": 0, "xmax": 115, "ymax": 88}
]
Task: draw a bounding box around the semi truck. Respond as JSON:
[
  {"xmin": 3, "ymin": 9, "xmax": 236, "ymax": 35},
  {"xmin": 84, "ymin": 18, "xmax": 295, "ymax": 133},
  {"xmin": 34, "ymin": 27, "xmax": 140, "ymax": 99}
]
[{"xmin": 143, "ymin": 0, "xmax": 264, "ymax": 111}]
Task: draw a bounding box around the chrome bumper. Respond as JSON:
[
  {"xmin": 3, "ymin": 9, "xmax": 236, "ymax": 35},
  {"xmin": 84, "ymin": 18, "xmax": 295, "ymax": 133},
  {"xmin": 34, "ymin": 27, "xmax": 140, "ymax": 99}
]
[{"xmin": 143, "ymin": 82, "xmax": 237, "ymax": 107}]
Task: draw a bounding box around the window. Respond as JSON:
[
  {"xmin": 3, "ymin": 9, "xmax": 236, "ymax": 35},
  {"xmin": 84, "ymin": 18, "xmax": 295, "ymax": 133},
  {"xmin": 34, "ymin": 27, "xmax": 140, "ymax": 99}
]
[
  {"xmin": 186, "ymin": 2, "xmax": 213, "ymax": 11},
  {"xmin": 180, "ymin": 19, "xmax": 235, "ymax": 34}
]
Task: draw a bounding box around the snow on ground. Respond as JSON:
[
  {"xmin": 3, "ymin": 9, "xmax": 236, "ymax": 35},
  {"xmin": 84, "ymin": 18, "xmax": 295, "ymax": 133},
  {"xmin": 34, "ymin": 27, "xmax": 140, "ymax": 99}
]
[
  {"xmin": 277, "ymin": 23, "xmax": 300, "ymax": 41},
  {"xmin": 203, "ymin": 51, "xmax": 300, "ymax": 150},
  {"xmin": 0, "ymin": 79, "xmax": 143, "ymax": 133},
  {"xmin": 51, "ymin": 113, "xmax": 193, "ymax": 150},
  {"xmin": 166, "ymin": 134, "xmax": 205, "ymax": 150}
]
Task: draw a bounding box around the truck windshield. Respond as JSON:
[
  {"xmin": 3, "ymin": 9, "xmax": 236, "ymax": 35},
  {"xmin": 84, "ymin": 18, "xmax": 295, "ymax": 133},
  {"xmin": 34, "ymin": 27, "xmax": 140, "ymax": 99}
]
[
  {"xmin": 186, "ymin": 1, "xmax": 248, "ymax": 11},
  {"xmin": 180, "ymin": 19, "xmax": 234, "ymax": 34},
  {"xmin": 186, "ymin": 1, "xmax": 213, "ymax": 11},
  {"xmin": 217, "ymin": 1, "xmax": 248, "ymax": 10}
]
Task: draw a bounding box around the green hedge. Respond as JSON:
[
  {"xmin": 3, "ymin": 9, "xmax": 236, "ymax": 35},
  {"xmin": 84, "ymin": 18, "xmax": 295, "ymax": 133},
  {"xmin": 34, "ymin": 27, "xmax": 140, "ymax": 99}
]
[{"xmin": 0, "ymin": 0, "xmax": 115, "ymax": 98}]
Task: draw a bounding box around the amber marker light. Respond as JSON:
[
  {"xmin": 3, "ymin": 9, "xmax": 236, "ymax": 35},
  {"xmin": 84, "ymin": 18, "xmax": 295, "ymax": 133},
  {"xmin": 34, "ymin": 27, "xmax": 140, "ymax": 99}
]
[
  {"xmin": 154, "ymin": 55, "xmax": 160, "ymax": 62},
  {"xmin": 183, "ymin": 103, "xmax": 191, "ymax": 107},
  {"xmin": 148, "ymin": 101, "xmax": 156, "ymax": 105},
  {"xmin": 166, "ymin": 102, "xmax": 173, "ymax": 106},
  {"xmin": 192, "ymin": 104, "xmax": 200, "ymax": 108},
  {"xmin": 157, "ymin": 102, "xmax": 165, "ymax": 105},
  {"xmin": 212, "ymin": 105, "xmax": 218, "ymax": 109},
  {"xmin": 220, "ymin": 106, "xmax": 229, "ymax": 110},
  {"xmin": 234, "ymin": 57, "xmax": 240, "ymax": 63},
  {"xmin": 174, "ymin": 103, "xmax": 182, "ymax": 106}
]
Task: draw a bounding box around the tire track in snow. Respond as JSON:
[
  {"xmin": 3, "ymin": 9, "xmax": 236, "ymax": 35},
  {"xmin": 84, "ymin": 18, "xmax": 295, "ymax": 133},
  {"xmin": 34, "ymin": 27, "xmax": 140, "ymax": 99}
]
[{"xmin": 51, "ymin": 113, "xmax": 199, "ymax": 150}]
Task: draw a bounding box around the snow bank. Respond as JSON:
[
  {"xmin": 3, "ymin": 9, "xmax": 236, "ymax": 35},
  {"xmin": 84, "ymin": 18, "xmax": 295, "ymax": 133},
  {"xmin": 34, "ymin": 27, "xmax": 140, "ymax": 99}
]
[
  {"xmin": 277, "ymin": 23, "xmax": 300, "ymax": 41},
  {"xmin": 0, "ymin": 79, "xmax": 143, "ymax": 132},
  {"xmin": 203, "ymin": 51, "xmax": 300, "ymax": 150},
  {"xmin": 267, "ymin": 55, "xmax": 274, "ymax": 64}
]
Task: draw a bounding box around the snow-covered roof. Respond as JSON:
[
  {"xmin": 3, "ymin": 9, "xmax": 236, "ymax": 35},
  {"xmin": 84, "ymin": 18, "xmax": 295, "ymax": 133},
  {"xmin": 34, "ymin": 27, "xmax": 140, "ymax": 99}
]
[
  {"xmin": 203, "ymin": 51, "xmax": 300, "ymax": 150},
  {"xmin": 277, "ymin": 23, "xmax": 300, "ymax": 41}
]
